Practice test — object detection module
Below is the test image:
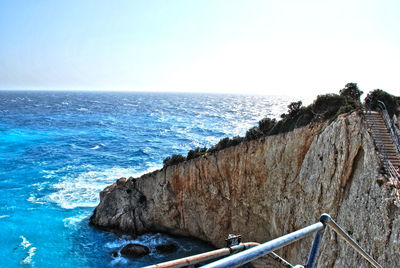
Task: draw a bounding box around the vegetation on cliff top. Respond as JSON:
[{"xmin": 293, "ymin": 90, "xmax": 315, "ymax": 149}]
[
  {"xmin": 163, "ymin": 84, "xmax": 399, "ymax": 167},
  {"xmin": 366, "ymin": 89, "xmax": 400, "ymax": 117}
]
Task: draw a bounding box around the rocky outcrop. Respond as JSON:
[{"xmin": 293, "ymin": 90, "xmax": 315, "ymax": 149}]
[{"xmin": 90, "ymin": 111, "xmax": 400, "ymax": 267}]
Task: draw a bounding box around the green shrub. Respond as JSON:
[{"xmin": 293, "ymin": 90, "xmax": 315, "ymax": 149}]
[
  {"xmin": 339, "ymin": 82, "xmax": 363, "ymax": 103},
  {"xmin": 366, "ymin": 89, "xmax": 400, "ymax": 117},
  {"xmin": 245, "ymin": 126, "xmax": 263, "ymax": 141},
  {"xmin": 295, "ymin": 107, "xmax": 314, "ymax": 127},
  {"xmin": 163, "ymin": 154, "xmax": 186, "ymax": 167},
  {"xmin": 312, "ymin": 94, "xmax": 346, "ymax": 119},
  {"xmin": 187, "ymin": 147, "xmax": 207, "ymax": 160},
  {"xmin": 287, "ymin": 101, "xmax": 303, "ymax": 116},
  {"xmin": 258, "ymin": 118, "xmax": 276, "ymax": 135},
  {"xmin": 337, "ymin": 103, "xmax": 356, "ymax": 115},
  {"xmin": 268, "ymin": 120, "xmax": 285, "ymax": 135},
  {"xmin": 209, "ymin": 136, "xmax": 244, "ymax": 152}
]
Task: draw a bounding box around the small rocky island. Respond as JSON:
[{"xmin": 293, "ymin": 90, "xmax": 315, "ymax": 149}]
[{"xmin": 90, "ymin": 87, "xmax": 400, "ymax": 267}]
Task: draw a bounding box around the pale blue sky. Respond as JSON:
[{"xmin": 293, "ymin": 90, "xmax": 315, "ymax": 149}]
[{"xmin": 0, "ymin": 0, "xmax": 399, "ymax": 96}]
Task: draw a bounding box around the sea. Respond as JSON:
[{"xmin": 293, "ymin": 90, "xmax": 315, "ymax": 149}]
[{"xmin": 0, "ymin": 90, "xmax": 297, "ymax": 267}]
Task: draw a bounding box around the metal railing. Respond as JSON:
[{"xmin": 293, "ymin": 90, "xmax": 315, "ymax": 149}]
[
  {"xmin": 365, "ymin": 101, "xmax": 400, "ymax": 180},
  {"xmin": 144, "ymin": 242, "xmax": 260, "ymax": 268},
  {"xmin": 148, "ymin": 214, "xmax": 382, "ymax": 268},
  {"xmin": 145, "ymin": 242, "xmax": 295, "ymax": 268},
  {"xmin": 364, "ymin": 103, "xmax": 391, "ymax": 173},
  {"xmin": 377, "ymin": 100, "xmax": 400, "ymax": 154},
  {"xmin": 200, "ymin": 214, "xmax": 381, "ymax": 268},
  {"xmin": 388, "ymin": 160, "xmax": 400, "ymax": 181}
]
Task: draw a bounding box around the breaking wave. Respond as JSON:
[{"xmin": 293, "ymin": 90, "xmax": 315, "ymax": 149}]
[{"xmin": 46, "ymin": 166, "xmax": 160, "ymax": 209}]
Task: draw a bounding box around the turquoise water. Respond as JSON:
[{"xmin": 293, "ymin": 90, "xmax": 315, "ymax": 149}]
[{"xmin": 0, "ymin": 91, "xmax": 293, "ymax": 267}]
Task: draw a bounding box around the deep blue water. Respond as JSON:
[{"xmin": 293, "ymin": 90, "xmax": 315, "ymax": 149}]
[{"xmin": 0, "ymin": 91, "xmax": 295, "ymax": 267}]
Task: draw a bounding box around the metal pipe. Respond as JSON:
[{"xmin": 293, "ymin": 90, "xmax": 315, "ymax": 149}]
[
  {"xmin": 321, "ymin": 214, "xmax": 383, "ymax": 268},
  {"xmin": 144, "ymin": 242, "xmax": 260, "ymax": 268},
  {"xmin": 305, "ymin": 214, "xmax": 330, "ymax": 268},
  {"xmin": 305, "ymin": 229, "xmax": 325, "ymax": 267},
  {"xmin": 200, "ymin": 222, "xmax": 324, "ymax": 268}
]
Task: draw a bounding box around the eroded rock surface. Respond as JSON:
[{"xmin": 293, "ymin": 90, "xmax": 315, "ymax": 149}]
[{"xmin": 90, "ymin": 112, "xmax": 400, "ymax": 267}]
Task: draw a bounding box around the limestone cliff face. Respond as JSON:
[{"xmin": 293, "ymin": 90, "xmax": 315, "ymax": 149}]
[{"xmin": 90, "ymin": 112, "xmax": 400, "ymax": 267}]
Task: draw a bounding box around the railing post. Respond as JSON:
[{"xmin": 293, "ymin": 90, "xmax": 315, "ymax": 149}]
[{"xmin": 305, "ymin": 214, "xmax": 330, "ymax": 268}]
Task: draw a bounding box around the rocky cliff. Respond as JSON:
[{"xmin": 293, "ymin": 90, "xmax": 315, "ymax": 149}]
[{"xmin": 90, "ymin": 111, "xmax": 400, "ymax": 267}]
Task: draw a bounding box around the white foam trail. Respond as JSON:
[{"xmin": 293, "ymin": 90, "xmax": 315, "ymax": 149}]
[
  {"xmin": 47, "ymin": 166, "xmax": 160, "ymax": 209},
  {"xmin": 20, "ymin": 247, "xmax": 36, "ymax": 265},
  {"xmin": 90, "ymin": 144, "xmax": 105, "ymax": 150},
  {"xmin": 18, "ymin": 236, "xmax": 36, "ymax": 265},
  {"xmin": 20, "ymin": 236, "xmax": 31, "ymax": 249},
  {"xmin": 0, "ymin": 215, "xmax": 9, "ymax": 219},
  {"xmin": 123, "ymin": 103, "xmax": 137, "ymax": 107}
]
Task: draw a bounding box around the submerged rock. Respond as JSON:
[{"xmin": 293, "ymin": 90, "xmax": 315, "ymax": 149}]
[
  {"xmin": 112, "ymin": 251, "xmax": 119, "ymax": 258},
  {"xmin": 155, "ymin": 243, "xmax": 178, "ymax": 254},
  {"xmin": 120, "ymin": 243, "xmax": 149, "ymax": 258}
]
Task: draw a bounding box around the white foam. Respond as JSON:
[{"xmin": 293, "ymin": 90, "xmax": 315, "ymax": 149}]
[
  {"xmin": 20, "ymin": 236, "xmax": 31, "ymax": 249},
  {"xmin": 0, "ymin": 215, "xmax": 9, "ymax": 219},
  {"xmin": 63, "ymin": 213, "xmax": 90, "ymax": 228},
  {"xmin": 110, "ymin": 255, "xmax": 128, "ymax": 265},
  {"xmin": 20, "ymin": 247, "xmax": 36, "ymax": 265},
  {"xmin": 27, "ymin": 193, "xmax": 46, "ymax": 204},
  {"xmin": 32, "ymin": 182, "xmax": 48, "ymax": 191},
  {"xmin": 90, "ymin": 144, "xmax": 105, "ymax": 150},
  {"xmin": 18, "ymin": 236, "xmax": 36, "ymax": 265},
  {"xmin": 123, "ymin": 103, "xmax": 138, "ymax": 107},
  {"xmin": 47, "ymin": 166, "xmax": 160, "ymax": 209},
  {"xmin": 42, "ymin": 165, "xmax": 80, "ymax": 177}
]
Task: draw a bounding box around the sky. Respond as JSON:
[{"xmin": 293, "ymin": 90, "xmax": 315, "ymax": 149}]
[{"xmin": 0, "ymin": 0, "xmax": 399, "ymax": 97}]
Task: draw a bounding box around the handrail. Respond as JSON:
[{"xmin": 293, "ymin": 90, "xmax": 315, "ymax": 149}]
[
  {"xmin": 388, "ymin": 160, "xmax": 400, "ymax": 181},
  {"xmin": 145, "ymin": 242, "xmax": 295, "ymax": 268},
  {"xmin": 377, "ymin": 100, "xmax": 400, "ymax": 154},
  {"xmin": 199, "ymin": 214, "xmax": 382, "ymax": 268},
  {"xmin": 201, "ymin": 222, "xmax": 324, "ymax": 268},
  {"xmin": 144, "ymin": 242, "xmax": 260, "ymax": 268}
]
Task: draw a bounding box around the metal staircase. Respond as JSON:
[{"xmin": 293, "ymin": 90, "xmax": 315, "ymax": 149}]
[{"xmin": 364, "ymin": 101, "xmax": 400, "ymax": 179}]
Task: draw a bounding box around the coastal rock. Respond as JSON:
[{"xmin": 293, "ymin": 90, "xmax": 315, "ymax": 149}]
[
  {"xmin": 90, "ymin": 112, "xmax": 400, "ymax": 267},
  {"xmin": 120, "ymin": 243, "xmax": 149, "ymax": 258}
]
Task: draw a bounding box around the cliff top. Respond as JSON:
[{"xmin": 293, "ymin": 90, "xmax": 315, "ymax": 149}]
[{"xmin": 163, "ymin": 85, "xmax": 399, "ymax": 168}]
